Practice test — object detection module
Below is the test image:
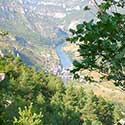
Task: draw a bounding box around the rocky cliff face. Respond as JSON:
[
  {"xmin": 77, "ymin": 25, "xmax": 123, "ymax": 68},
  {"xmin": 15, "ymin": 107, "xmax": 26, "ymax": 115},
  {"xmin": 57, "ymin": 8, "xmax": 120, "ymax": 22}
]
[{"xmin": 0, "ymin": 0, "xmax": 94, "ymax": 41}]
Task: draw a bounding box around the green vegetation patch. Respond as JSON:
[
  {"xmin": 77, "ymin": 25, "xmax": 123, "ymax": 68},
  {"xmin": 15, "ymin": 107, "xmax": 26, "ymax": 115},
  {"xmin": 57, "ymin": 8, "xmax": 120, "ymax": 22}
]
[{"xmin": 0, "ymin": 55, "xmax": 124, "ymax": 125}]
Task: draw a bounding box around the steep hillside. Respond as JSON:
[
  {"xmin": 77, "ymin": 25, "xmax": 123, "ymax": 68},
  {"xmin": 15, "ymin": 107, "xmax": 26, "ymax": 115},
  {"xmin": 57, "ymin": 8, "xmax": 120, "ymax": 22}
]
[
  {"xmin": 0, "ymin": 0, "xmax": 94, "ymax": 43},
  {"xmin": 0, "ymin": 0, "xmax": 95, "ymax": 69},
  {"xmin": 0, "ymin": 33, "xmax": 59, "ymax": 70},
  {"xmin": 0, "ymin": 55, "xmax": 123, "ymax": 125}
]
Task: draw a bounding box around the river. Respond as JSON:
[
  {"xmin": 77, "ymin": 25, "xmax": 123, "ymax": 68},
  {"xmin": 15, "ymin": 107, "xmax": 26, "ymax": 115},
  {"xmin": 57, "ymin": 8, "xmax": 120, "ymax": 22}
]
[{"xmin": 55, "ymin": 40, "xmax": 72, "ymax": 69}]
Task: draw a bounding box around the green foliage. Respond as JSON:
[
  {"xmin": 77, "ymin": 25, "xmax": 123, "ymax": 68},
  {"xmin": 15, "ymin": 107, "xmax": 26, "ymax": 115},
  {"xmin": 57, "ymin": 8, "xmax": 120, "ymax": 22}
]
[
  {"xmin": 13, "ymin": 103, "xmax": 43, "ymax": 125},
  {"xmin": 84, "ymin": 6, "xmax": 90, "ymax": 11},
  {"xmin": 0, "ymin": 55, "xmax": 123, "ymax": 125},
  {"xmin": 0, "ymin": 55, "xmax": 63, "ymax": 124},
  {"xmin": 67, "ymin": 0, "xmax": 125, "ymax": 88},
  {"xmin": 50, "ymin": 86, "xmax": 122, "ymax": 125}
]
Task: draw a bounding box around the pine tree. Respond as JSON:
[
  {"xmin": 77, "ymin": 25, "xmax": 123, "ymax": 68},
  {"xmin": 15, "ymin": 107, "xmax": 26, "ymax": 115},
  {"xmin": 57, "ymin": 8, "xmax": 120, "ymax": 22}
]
[{"xmin": 13, "ymin": 103, "xmax": 43, "ymax": 125}]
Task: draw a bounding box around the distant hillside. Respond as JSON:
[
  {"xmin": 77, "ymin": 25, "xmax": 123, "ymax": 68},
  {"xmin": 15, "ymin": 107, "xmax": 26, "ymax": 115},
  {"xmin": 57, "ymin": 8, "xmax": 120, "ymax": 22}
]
[
  {"xmin": 0, "ymin": 0, "xmax": 95, "ymax": 68},
  {"xmin": 0, "ymin": 0, "xmax": 95, "ymax": 42},
  {"xmin": 0, "ymin": 33, "xmax": 59, "ymax": 70}
]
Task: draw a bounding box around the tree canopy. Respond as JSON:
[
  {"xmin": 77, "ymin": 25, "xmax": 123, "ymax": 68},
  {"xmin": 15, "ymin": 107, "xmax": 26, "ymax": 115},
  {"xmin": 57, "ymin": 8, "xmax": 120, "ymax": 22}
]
[
  {"xmin": 0, "ymin": 55, "xmax": 123, "ymax": 125},
  {"xmin": 67, "ymin": 0, "xmax": 125, "ymax": 88}
]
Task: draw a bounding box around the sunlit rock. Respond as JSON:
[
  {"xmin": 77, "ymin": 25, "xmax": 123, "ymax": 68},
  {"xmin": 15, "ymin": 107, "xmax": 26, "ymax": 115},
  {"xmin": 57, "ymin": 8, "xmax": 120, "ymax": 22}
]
[
  {"xmin": 116, "ymin": 118, "xmax": 125, "ymax": 125},
  {"xmin": 0, "ymin": 73, "xmax": 5, "ymax": 82},
  {"xmin": 0, "ymin": 50, "xmax": 4, "ymax": 57}
]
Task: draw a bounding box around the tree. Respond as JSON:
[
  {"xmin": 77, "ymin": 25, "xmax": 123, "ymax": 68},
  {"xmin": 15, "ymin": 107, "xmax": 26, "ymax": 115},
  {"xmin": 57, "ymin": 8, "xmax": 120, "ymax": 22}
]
[
  {"xmin": 50, "ymin": 86, "xmax": 122, "ymax": 125},
  {"xmin": 13, "ymin": 103, "xmax": 43, "ymax": 125},
  {"xmin": 0, "ymin": 54, "xmax": 123, "ymax": 125},
  {"xmin": 67, "ymin": 0, "xmax": 125, "ymax": 88}
]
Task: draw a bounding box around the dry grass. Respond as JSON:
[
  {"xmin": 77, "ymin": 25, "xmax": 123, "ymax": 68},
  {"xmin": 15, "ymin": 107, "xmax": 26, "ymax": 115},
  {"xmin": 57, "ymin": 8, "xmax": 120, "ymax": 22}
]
[
  {"xmin": 70, "ymin": 70, "xmax": 125, "ymax": 111},
  {"xmin": 72, "ymin": 81, "xmax": 125, "ymax": 112}
]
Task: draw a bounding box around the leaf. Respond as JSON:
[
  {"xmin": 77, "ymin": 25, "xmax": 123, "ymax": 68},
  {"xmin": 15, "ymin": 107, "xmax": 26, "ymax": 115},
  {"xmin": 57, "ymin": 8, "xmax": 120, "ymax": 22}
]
[
  {"xmin": 84, "ymin": 6, "xmax": 90, "ymax": 11},
  {"xmin": 69, "ymin": 28, "xmax": 76, "ymax": 35},
  {"xmin": 76, "ymin": 24, "xmax": 84, "ymax": 31}
]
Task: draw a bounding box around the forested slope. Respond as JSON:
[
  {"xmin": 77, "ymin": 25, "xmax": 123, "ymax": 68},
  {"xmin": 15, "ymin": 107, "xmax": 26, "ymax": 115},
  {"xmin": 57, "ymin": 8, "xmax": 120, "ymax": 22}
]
[{"xmin": 0, "ymin": 55, "xmax": 123, "ymax": 125}]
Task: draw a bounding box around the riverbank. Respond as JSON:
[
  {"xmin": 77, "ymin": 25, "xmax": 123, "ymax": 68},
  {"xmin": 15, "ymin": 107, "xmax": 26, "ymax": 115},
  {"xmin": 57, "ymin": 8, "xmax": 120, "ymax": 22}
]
[{"xmin": 55, "ymin": 40, "xmax": 72, "ymax": 69}]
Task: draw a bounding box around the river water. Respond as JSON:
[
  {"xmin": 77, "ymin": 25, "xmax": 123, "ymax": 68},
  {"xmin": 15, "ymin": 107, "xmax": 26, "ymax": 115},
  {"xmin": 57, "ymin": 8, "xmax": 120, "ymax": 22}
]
[{"xmin": 55, "ymin": 40, "xmax": 72, "ymax": 69}]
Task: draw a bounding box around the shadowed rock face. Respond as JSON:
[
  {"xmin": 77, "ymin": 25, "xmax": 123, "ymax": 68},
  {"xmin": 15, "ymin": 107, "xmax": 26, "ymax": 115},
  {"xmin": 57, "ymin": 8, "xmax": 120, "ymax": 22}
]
[{"xmin": 0, "ymin": 73, "xmax": 5, "ymax": 81}]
